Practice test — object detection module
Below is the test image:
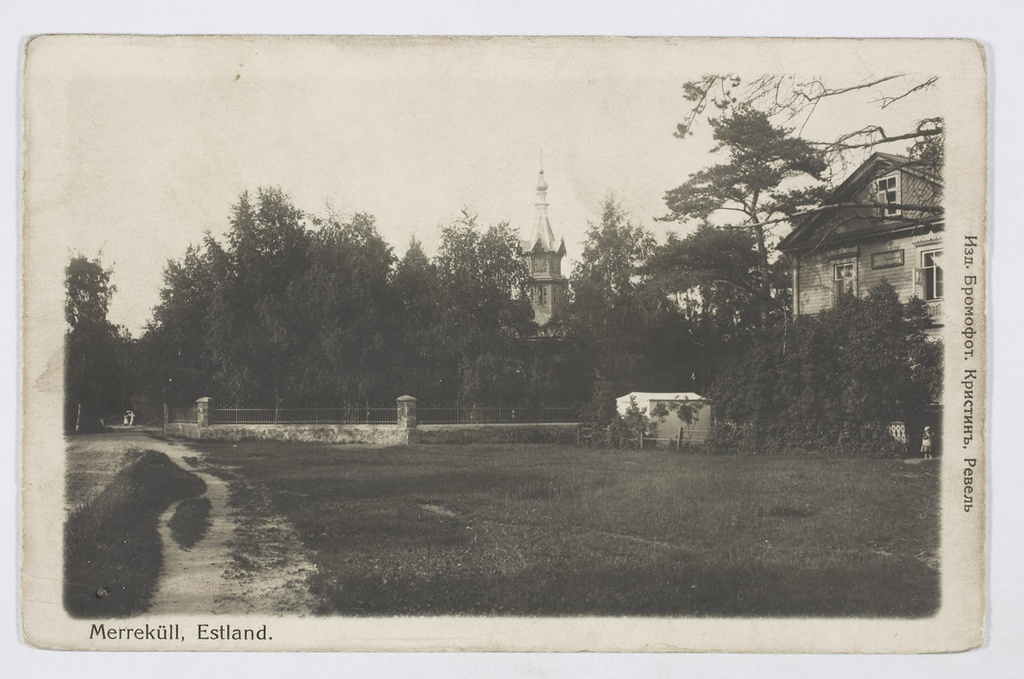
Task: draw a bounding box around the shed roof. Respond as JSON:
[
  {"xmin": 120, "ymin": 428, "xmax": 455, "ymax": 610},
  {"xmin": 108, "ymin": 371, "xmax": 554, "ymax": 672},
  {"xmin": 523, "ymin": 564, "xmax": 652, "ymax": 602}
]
[{"xmin": 616, "ymin": 392, "xmax": 706, "ymax": 404}]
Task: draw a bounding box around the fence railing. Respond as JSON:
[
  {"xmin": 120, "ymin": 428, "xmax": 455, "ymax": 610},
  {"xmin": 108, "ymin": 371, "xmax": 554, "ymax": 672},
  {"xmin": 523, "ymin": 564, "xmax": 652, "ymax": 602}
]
[
  {"xmin": 417, "ymin": 404, "xmax": 581, "ymax": 425},
  {"xmin": 210, "ymin": 406, "xmax": 398, "ymax": 425}
]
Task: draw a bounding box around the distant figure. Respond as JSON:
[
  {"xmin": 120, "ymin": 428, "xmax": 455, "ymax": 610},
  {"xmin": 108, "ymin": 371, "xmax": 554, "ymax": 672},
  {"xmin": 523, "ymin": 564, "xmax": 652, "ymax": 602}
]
[
  {"xmin": 921, "ymin": 426, "xmax": 933, "ymax": 460},
  {"xmin": 123, "ymin": 410, "xmax": 135, "ymax": 426}
]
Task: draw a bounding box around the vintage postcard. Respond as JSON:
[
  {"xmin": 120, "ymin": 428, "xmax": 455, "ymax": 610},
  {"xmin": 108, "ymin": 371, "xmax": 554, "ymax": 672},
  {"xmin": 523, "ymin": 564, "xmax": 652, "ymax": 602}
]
[{"xmin": 21, "ymin": 36, "xmax": 987, "ymax": 652}]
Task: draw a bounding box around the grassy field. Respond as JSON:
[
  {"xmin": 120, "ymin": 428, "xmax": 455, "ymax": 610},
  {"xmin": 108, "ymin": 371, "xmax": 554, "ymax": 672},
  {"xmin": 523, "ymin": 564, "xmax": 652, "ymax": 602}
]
[{"xmin": 195, "ymin": 441, "xmax": 941, "ymax": 617}]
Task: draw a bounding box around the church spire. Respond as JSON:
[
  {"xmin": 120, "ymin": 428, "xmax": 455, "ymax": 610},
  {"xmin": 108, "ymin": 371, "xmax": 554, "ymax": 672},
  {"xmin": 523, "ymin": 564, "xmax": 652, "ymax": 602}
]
[
  {"xmin": 521, "ymin": 154, "xmax": 568, "ymax": 328},
  {"xmin": 532, "ymin": 154, "xmax": 556, "ymax": 250},
  {"xmin": 535, "ymin": 151, "xmax": 548, "ymax": 212}
]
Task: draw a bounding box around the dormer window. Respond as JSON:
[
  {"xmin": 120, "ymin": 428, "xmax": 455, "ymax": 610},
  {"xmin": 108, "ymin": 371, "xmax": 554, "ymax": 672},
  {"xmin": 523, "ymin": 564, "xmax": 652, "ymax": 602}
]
[
  {"xmin": 876, "ymin": 173, "xmax": 901, "ymax": 217},
  {"xmin": 533, "ymin": 256, "xmax": 548, "ymax": 274}
]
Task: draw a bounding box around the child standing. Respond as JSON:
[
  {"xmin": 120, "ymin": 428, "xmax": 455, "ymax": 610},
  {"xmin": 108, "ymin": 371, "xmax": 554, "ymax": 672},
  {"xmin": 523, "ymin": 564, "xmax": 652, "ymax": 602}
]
[{"xmin": 921, "ymin": 426, "xmax": 934, "ymax": 460}]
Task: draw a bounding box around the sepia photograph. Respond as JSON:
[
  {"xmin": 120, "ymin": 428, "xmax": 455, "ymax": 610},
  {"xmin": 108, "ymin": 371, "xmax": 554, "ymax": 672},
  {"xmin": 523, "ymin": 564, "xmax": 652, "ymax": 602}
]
[{"xmin": 20, "ymin": 34, "xmax": 987, "ymax": 653}]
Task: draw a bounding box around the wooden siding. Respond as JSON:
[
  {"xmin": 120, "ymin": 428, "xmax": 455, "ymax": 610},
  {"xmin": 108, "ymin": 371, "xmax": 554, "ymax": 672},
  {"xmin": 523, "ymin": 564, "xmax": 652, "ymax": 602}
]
[
  {"xmin": 791, "ymin": 161, "xmax": 943, "ymax": 319},
  {"xmin": 797, "ymin": 233, "xmax": 933, "ymax": 316}
]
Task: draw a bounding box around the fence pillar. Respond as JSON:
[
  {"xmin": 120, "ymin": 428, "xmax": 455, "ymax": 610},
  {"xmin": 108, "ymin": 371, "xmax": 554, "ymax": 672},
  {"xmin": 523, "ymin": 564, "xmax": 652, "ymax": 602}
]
[
  {"xmin": 397, "ymin": 395, "xmax": 417, "ymax": 429},
  {"xmin": 196, "ymin": 397, "xmax": 213, "ymax": 428}
]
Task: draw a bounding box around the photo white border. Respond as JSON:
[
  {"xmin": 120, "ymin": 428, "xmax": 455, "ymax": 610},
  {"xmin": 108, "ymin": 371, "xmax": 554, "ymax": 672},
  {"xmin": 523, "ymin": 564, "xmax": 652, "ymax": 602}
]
[{"xmin": 7, "ymin": 0, "xmax": 1021, "ymax": 676}]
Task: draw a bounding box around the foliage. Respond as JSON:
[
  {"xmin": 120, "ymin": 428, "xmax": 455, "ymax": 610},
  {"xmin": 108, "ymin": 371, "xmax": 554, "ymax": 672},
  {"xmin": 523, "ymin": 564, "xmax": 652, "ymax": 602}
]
[
  {"xmin": 208, "ymin": 187, "xmax": 312, "ymax": 404},
  {"xmin": 289, "ymin": 210, "xmax": 398, "ymax": 403},
  {"xmin": 136, "ymin": 243, "xmax": 220, "ymax": 407},
  {"xmin": 560, "ymin": 197, "xmax": 691, "ymax": 396},
  {"xmin": 390, "ymin": 237, "xmax": 448, "ymax": 400},
  {"xmin": 577, "ymin": 383, "xmax": 658, "ymax": 449},
  {"xmin": 707, "ymin": 281, "xmax": 941, "ymax": 456},
  {"xmin": 606, "ymin": 396, "xmax": 655, "ymax": 448},
  {"xmin": 645, "ymin": 225, "xmax": 763, "ymax": 390},
  {"xmin": 65, "ymin": 255, "xmax": 132, "ymax": 431},
  {"xmin": 139, "ymin": 193, "xmax": 538, "ymax": 410},
  {"xmin": 663, "ymin": 105, "xmax": 828, "ymax": 328},
  {"xmin": 433, "ymin": 212, "xmax": 536, "ymax": 402}
]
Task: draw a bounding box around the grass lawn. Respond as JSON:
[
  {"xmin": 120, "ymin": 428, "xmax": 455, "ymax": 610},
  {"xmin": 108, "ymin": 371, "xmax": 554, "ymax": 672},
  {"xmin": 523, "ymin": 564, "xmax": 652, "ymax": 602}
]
[{"xmin": 197, "ymin": 441, "xmax": 940, "ymax": 617}]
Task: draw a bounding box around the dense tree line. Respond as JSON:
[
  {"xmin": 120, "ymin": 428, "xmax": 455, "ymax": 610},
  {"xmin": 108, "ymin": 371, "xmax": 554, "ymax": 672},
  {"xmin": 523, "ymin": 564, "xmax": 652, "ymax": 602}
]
[
  {"xmin": 124, "ymin": 188, "xmax": 744, "ymax": 416},
  {"xmin": 130, "ymin": 191, "xmax": 542, "ymax": 411},
  {"xmin": 64, "ymin": 255, "xmax": 133, "ymax": 431}
]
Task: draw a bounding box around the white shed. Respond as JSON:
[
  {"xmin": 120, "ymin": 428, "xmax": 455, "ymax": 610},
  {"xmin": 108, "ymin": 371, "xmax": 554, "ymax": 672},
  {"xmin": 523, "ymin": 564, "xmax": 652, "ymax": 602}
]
[{"xmin": 615, "ymin": 392, "xmax": 713, "ymax": 444}]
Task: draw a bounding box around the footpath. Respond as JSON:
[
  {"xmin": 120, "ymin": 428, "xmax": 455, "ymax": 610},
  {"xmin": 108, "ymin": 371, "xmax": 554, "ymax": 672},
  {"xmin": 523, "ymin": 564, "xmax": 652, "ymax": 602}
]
[{"xmin": 68, "ymin": 429, "xmax": 318, "ymax": 616}]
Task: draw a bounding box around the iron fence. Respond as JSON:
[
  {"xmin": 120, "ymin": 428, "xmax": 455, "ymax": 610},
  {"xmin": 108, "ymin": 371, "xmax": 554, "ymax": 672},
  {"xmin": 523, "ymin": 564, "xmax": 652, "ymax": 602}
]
[
  {"xmin": 210, "ymin": 405, "xmax": 397, "ymax": 425},
  {"xmin": 417, "ymin": 404, "xmax": 581, "ymax": 425}
]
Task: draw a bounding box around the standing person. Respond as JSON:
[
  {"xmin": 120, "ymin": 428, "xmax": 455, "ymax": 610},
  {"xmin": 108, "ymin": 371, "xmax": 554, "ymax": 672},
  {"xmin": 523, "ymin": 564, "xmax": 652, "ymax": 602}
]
[{"xmin": 921, "ymin": 426, "xmax": 934, "ymax": 460}]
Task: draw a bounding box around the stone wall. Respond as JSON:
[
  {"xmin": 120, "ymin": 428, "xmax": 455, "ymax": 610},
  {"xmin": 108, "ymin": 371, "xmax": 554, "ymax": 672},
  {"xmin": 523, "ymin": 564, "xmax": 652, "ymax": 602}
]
[
  {"xmin": 164, "ymin": 396, "xmax": 578, "ymax": 446},
  {"xmin": 163, "ymin": 422, "xmax": 202, "ymax": 439},
  {"xmin": 164, "ymin": 422, "xmax": 410, "ymax": 445}
]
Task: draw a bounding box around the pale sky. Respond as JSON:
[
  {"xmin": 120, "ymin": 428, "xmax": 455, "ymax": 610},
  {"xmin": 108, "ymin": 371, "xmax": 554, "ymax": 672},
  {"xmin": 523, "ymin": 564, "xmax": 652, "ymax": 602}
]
[{"xmin": 25, "ymin": 36, "xmax": 951, "ymax": 335}]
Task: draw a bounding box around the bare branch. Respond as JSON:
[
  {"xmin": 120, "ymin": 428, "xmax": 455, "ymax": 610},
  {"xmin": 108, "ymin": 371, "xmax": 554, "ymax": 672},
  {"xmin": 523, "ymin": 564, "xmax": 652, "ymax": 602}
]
[
  {"xmin": 711, "ymin": 201, "xmax": 944, "ymax": 231},
  {"xmin": 871, "ymin": 76, "xmax": 939, "ymax": 108}
]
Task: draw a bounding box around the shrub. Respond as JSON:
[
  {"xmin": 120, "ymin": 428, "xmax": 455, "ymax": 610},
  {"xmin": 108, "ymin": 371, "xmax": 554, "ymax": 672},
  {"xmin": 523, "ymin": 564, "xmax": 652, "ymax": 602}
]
[
  {"xmin": 707, "ymin": 281, "xmax": 942, "ymax": 456},
  {"xmin": 579, "ymin": 380, "xmax": 654, "ymax": 448}
]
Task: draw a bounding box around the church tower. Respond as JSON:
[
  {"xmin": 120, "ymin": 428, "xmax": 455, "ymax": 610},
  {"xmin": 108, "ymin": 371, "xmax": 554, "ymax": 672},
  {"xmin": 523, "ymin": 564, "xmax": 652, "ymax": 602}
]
[{"xmin": 520, "ymin": 163, "xmax": 568, "ymax": 326}]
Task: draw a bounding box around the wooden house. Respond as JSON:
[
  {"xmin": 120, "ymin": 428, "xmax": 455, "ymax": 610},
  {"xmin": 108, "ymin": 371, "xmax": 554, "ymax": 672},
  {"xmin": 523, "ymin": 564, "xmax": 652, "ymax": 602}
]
[{"xmin": 778, "ymin": 153, "xmax": 944, "ymax": 334}]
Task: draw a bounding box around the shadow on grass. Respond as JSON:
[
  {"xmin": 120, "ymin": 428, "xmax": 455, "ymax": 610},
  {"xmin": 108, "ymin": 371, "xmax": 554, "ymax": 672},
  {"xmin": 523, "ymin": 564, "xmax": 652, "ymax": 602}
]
[
  {"xmin": 169, "ymin": 496, "xmax": 213, "ymax": 549},
  {"xmin": 64, "ymin": 451, "xmax": 206, "ymax": 618}
]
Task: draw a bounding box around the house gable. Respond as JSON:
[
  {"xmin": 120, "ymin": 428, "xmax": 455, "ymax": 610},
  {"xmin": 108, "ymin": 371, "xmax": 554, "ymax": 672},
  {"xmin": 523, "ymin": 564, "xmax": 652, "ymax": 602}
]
[
  {"xmin": 779, "ymin": 153, "xmax": 942, "ymax": 255},
  {"xmin": 779, "ymin": 153, "xmax": 944, "ymax": 328}
]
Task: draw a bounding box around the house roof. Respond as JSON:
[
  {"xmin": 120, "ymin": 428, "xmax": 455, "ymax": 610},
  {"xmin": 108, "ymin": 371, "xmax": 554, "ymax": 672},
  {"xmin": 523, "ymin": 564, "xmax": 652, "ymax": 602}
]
[{"xmin": 778, "ymin": 152, "xmax": 943, "ymax": 254}]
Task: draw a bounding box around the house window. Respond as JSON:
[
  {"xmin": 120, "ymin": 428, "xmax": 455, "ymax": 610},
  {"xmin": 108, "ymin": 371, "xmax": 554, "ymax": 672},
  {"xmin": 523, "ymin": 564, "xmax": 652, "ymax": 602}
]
[
  {"xmin": 833, "ymin": 260, "xmax": 856, "ymax": 301},
  {"xmin": 876, "ymin": 173, "xmax": 900, "ymax": 216},
  {"xmin": 533, "ymin": 256, "xmax": 548, "ymax": 273},
  {"xmin": 921, "ymin": 249, "xmax": 943, "ymax": 300},
  {"xmin": 538, "ymin": 285, "xmax": 548, "ymax": 305}
]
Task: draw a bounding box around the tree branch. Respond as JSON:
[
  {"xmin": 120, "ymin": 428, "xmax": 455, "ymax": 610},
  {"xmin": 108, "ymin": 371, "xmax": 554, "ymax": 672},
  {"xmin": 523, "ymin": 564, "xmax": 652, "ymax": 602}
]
[
  {"xmin": 818, "ymin": 124, "xmax": 943, "ymax": 151},
  {"xmin": 712, "ymin": 201, "xmax": 944, "ymax": 230},
  {"xmin": 871, "ymin": 76, "xmax": 939, "ymax": 109}
]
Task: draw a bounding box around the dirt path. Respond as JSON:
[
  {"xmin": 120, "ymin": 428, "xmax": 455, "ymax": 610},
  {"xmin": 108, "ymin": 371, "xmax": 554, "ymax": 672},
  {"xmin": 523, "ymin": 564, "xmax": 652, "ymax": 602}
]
[{"xmin": 67, "ymin": 429, "xmax": 318, "ymax": 615}]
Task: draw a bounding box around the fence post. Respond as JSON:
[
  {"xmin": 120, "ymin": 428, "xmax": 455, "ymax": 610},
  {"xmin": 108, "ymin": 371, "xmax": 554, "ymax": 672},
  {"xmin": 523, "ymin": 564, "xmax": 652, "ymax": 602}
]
[
  {"xmin": 397, "ymin": 395, "xmax": 417, "ymax": 429},
  {"xmin": 196, "ymin": 397, "xmax": 213, "ymax": 428}
]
